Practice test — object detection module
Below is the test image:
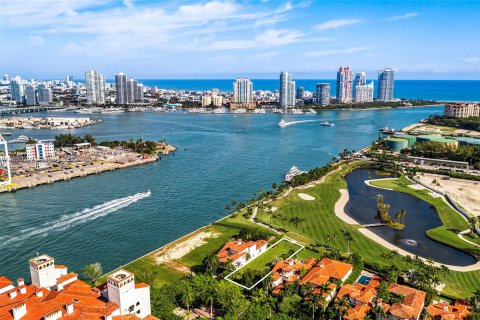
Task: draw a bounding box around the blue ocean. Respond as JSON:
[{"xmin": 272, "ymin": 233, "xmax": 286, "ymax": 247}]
[{"xmin": 135, "ymin": 79, "xmax": 480, "ymax": 102}]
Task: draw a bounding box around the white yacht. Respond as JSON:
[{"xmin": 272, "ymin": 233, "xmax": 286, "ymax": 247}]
[
  {"xmin": 253, "ymin": 108, "xmax": 266, "ymax": 114},
  {"xmin": 101, "ymin": 108, "xmax": 125, "ymax": 114},
  {"xmin": 290, "ymin": 108, "xmax": 303, "ymax": 114},
  {"xmin": 278, "ymin": 119, "xmax": 287, "ymax": 127},
  {"xmin": 232, "ymin": 108, "xmax": 247, "ymax": 114},
  {"xmin": 320, "ymin": 121, "xmax": 334, "ymax": 127},
  {"xmin": 212, "ymin": 107, "xmax": 228, "ymax": 114},
  {"xmin": 285, "ymin": 166, "xmax": 305, "ymax": 182},
  {"xmin": 306, "ymin": 109, "xmax": 317, "ymax": 114}
]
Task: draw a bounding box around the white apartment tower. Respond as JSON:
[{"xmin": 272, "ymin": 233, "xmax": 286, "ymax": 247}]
[
  {"xmin": 37, "ymin": 83, "xmax": 53, "ymax": 105},
  {"xmin": 115, "ymin": 72, "xmax": 128, "ymax": 105},
  {"xmin": 127, "ymin": 79, "xmax": 138, "ymax": 103},
  {"xmin": 316, "ymin": 83, "xmax": 331, "ymax": 107},
  {"xmin": 25, "ymin": 84, "xmax": 37, "ymax": 106},
  {"xmin": 106, "ymin": 270, "xmax": 151, "ymax": 318},
  {"xmin": 233, "ymin": 78, "xmax": 253, "ymax": 107},
  {"xmin": 336, "ymin": 66, "xmax": 353, "ymax": 103},
  {"xmin": 9, "ymin": 76, "xmax": 25, "ymax": 104},
  {"xmin": 354, "ymin": 82, "xmax": 374, "ymax": 102},
  {"xmin": 85, "ymin": 70, "xmax": 106, "ymax": 104},
  {"xmin": 279, "ymin": 72, "xmax": 296, "ymax": 108}
]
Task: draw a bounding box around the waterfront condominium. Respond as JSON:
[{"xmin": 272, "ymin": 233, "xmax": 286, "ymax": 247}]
[
  {"xmin": 127, "ymin": 78, "xmax": 139, "ymax": 103},
  {"xmin": 377, "ymin": 68, "xmax": 395, "ymax": 101},
  {"xmin": 279, "ymin": 71, "xmax": 296, "ymax": 108},
  {"xmin": 9, "ymin": 76, "xmax": 25, "ymax": 104},
  {"xmin": 316, "ymin": 83, "xmax": 331, "ymax": 107},
  {"xmin": 85, "ymin": 70, "xmax": 106, "ymax": 104},
  {"xmin": 24, "ymin": 84, "xmax": 37, "ymax": 106},
  {"xmin": 232, "ymin": 78, "xmax": 254, "ymax": 109},
  {"xmin": 353, "ymin": 72, "xmax": 366, "ymax": 97},
  {"xmin": 37, "ymin": 83, "xmax": 53, "ymax": 105},
  {"xmin": 115, "ymin": 72, "xmax": 128, "ymax": 105},
  {"xmin": 336, "ymin": 66, "xmax": 353, "ymax": 103},
  {"xmin": 444, "ymin": 102, "xmax": 480, "ymax": 118},
  {"xmin": 354, "ymin": 81, "xmax": 374, "ymax": 103}
]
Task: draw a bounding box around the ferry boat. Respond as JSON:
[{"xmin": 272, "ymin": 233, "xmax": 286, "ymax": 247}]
[
  {"xmin": 285, "ymin": 166, "xmax": 305, "ymax": 182},
  {"xmin": 10, "ymin": 135, "xmax": 31, "ymax": 143},
  {"xmin": 278, "ymin": 119, "xmax": 287, "ymax": 127},
  {"xmin": 379, "ymin": 127, "xmax": 395, "ymax": 134},
  {"xmin": 320, "ymin": 121, "xmax": 334, "ymax": 127}
]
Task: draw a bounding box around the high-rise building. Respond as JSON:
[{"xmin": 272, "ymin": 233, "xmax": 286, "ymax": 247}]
[
  {"xmin": 127, "ymin": 78, "xmax": 138, "ymax": 103},
  {"xmin": 3, "ymin": 74, "xmax": 9, "ymax": 81},
  {"xmin": 316, "ymin": 83, "xmax": 331, "ymax": 107},
  {"xmin": 115, "ymin": 72, "xmax": 128, "ymax": 105},
  {"xmin": 296, "ymin": 86, "xmax": 305, "ymax": 99},
  {"xmin": 353, "ymin": 72, "xmax": 366, "ymax": 98},
  {"xmin": 85, "ymin": 70, "xmax": 106, "ymax": 104},
  {"xmin": 37, "ymin": 83, "xmax": 53, "ymax": 105},
  {"xmin": 279, "ymin": 72, "xmax": 295, "ymax": 108},
  {"xmin": 25, "ymin": 84, "xmax": 37, "ymax": 106},
  {"xmin": 9, "ymin": 76, "xmax": 25, "ymax": 104},
  {"xmin": 336, "ymin": 66, "xmax": 353, "ymax": 103},
  {"xmin": 232, "ymin": 78, "xmax": 254, "ymax": 108},
  {"xmin": 136, "ymin": 83, "xmax": 144, "ymax": 102},
  {"xmin": 377, "ymin": 68, "xmax": 395, "ymax": 101},
  {"xmin": 354, "ymin": 82, "xmax": 374, "ymax": 103}
]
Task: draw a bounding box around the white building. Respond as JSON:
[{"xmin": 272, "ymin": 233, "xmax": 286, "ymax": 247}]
[
  {"xmin": 25, "ymin": 84, "xmax": 37, "ymax": 106},
  {"xmin": 279, "ymin": 72, "xmax": 295, "ymax": 108},
  {"xmin": 9, "ymin": 76, "xmax": 25, "ymax": 104},
  {"xmin": 46, "ymin": 117, "xmax": 91, "ymax": 126},
  {"xmin": 127, "ymin": 79, "xmax": 138, "ymax": 103},
  {"xmin": 37, "ymin": 83, "xmax": 53, "ymax": 105},
  {"xmin": 444, "ymin": 102, "xmax": 480, "ymax": 118},
  {"xmin": 0, "ymin": 254, "xmax": 156, "ymax": 320},
  {"xmin": 232, "ymin": 78, "xmax": 254, "ymax": 108},
  {"xmin": 354, "ymin": 82, "xmax": 374, "ymax": 102},
  {"xmin": 85, "ymin": 70, "xmax": 106, "ymax": 104},
  {"xmin": 0, "ymin": 135, "xmax": 12, "ymax": 187},
  {"xmin": 26, "ymin": 143, "xmax": 55, "ymax": 161},
  {"xmin": 115, "ymin": 72, "xmax": 128, "ymax": 105},
  {"xmin": 377, "ymin": 68, "xmax": 395, "ymax": 101}
]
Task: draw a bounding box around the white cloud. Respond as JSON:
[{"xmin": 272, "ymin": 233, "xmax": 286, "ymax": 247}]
[
  {"xmin": 315, "ymin": 19, "xmax": 362, "ymax": 31},
  {"xmin": 384, "ymin": 12, "xmax": 418, "ymax": 21},
  {"xmin": 123, "ymin": 0, "xmax": 134, "ymax": 9},
  {"xmin": 464, "ymin": 57, "xmax": 480, "ymax": 64},
  {"xmin": 304, "ymin": 47, "xmax": 367, "ymax": 57},
  {"xmin": 29, "ymin": 35, "xmax": 46, "ymax": 46}
]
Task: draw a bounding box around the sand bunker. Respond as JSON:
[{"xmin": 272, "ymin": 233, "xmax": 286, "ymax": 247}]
[
  {"xmin": 156, "ymin": 231, "xmax": 219, "ymax": 264},
  {"xmin": 298, "ymin": 193, "xmax": 315, "ymax": 201}
]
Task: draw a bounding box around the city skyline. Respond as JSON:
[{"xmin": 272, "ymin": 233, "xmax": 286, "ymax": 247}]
[{"xmin": 1, "ymin": 1, "xmax": 479, "ymax": 80}]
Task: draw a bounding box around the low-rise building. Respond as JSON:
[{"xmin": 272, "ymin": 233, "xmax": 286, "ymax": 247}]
[
  {"xmin": 26, "ymin": 143, "xmax": 55, "ymax": 161},
  {"xmin": 217, "ymin": 239, "xmax": 268, "ymax": 269},
  {"xmin": 444, "ymin": 103, "xmax": 480, "ymax": 118},
  {"xmin": 426, "ymin": 299, "xmax": 471, "ymax": 320},
  {"xmin": 0, "ymin": 254, "xmax": 157, "ymax": 320},
  {"xmin": 377, "ymin": 283, "xmax": 426, "ymax": 320},
  {"xmin": 271, "ymin": 258, "xmax": 317, "ymax": 294},
  {"xmin": 336, "ymin": 275, "xmax": 382, "ymax": 320}
]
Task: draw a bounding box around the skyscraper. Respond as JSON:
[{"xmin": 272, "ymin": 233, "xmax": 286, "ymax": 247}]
[
  {"xmin": 25, "ymin": 84, "xmax": 37, "ymax": 106},
  {"xmin": 127, "ymin": 78, "xmax": 138, "ymax": 103},
  {"xmin": 232, "ymin": 78, "xmax": 254, "ymax": 108},
  {"xmin": 336, "ymin": 66, "xmax": 353, "ymax": 103},
  {"xmin": 296, "ymin": 86, "xmax": 305, "ymax": 99},
  {"xmin": 316, "ymin": 83, "xmax": 331, "ymax": 107},
  {"xmin": 136, "ymin": 84, "xmax": 144, "ymax": 102},
  {"xmin": 115, "ymin": 72, "xmax": 128, "ymax": 105},
  {"xmin": 354, "ymin": 82, "xmax": 374, "ymax": 103},
  {"xmin": 377, "ymin": 68, "xmax": 395, "ymax": 101},
  {"xmin": 85, "ymin": 70, "xmax": 106, "ymax": 104},
  {"xmin": 10, "ymin": 76, "xmax": 25, "ymax": 104},
  {"xmin": 37, "ymin": 83, "xmax": 53, "ymax": 105},
  {"xmin": 279, "ymin": 72, "xmax": 295, "ymax": 108}
]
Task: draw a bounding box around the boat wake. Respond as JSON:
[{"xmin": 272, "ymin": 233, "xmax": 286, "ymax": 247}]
[{"xmin": 0, "ymin": 191, "xmax": 151, "ymax": 248}]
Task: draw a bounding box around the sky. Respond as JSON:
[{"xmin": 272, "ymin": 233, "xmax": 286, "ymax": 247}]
[{"xmin": 0, "ymin": 0, "xmax": 479, "ymax": 80}]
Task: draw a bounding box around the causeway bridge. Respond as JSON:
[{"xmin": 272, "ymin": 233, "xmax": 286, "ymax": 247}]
[{"xmin": 0, "ymin": 106, "xmax": 64, "ymax": 115}]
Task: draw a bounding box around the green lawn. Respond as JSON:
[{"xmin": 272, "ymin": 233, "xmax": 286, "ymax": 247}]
[
  {"xmin": 255, "ymin": 162, "xmax": 480, "ymax": 298},
  {"xmin": 241, "ymin": 239, "xmax": 303, "ymax": 273}
]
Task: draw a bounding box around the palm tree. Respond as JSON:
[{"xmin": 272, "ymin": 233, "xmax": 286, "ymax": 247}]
[
  {"xmin": 468, "ymin": 216, "xmax": 479, "ymax": 236},
  {"xmin": 342, "ymin": 230, "xmax": 354, "ymax": 253},
  {"xmin": 262, "ymin": 275, "xmax": 273, "ymax": 295},
  {"xmin": 390, "ymin": 250, "xmax": 399, "ymax": 266},
  {"xmin": 371, "ymin": 304, "xmax": 386, "ymax": 319},
  {"xmin": 403, "ymin": 255, "xmax": 413, "ymax": 270},
  {"xmin": 334, "ymin": 296, "xmax": 350, "ymax": 320},
  {"xmin": 181, "ymin": 280, "xmax": 195, "ymax": 313},
  {"xmin": 306, "ymin": 292, "xmax": 324, "ymax": 319},
  {"xmin": 203, "ymin": 254, "xmax": 219, "ymax": 274},
  {"xmin": 440, "ymin": 265, "xmax": 449, "ymax": 277}
]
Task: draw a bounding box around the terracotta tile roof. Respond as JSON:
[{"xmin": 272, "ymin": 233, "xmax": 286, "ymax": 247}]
[
  {"xmin": 386, "ymin": 283, "xmax": 426, "ymax": 320},
  {"xmin": 216, "ymin": 239, "xmax": 267, "ymax": 263},
  {"xmin": 55, "ymin": 265, "xmax": 67, "ymax": 269},
  {"xmin": 0, "ymin": 278, "xmax": 12, "ymax": 290},
  {"xmin": 135, "ymin": 283, "xmax": 150, "ymax": 289},
  {"xmin": 426, "ymin": 300, "xmax": 471, "ymax": 320},
  {"xmin": 300, "ymin": 258, "xmax": 353, "ymax": 286},
  {"xmin": 56, "ymin": 272, "xmax": 78, "ymax": 285},
  {"xmin": 344, "ymin": 303, "xmax": 372, "ymax": 320}
]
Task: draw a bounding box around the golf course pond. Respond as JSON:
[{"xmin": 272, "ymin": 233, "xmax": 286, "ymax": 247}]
[{"xmin": 344, "ymin": 168, "xmax": 477, "ymax": 266}]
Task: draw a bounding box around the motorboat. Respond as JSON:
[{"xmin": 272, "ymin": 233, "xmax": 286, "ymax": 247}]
[
  {"xmin": 320, "ymin": 121, "xmax": 334, "ymax": 127},
  {"xmin": 379, "ymin": 127, "xmax": 395, "ymax": 134},
  {"xmin": 278, "ymin": 119, "xmax": 287, "ymax": 127},
  {"xmin": 285, "ymin": 166, "xmax": 305, "ymax": 182},
  {"xmin": 212, "ymin": 108, "xmax": 227, "ymax": 114}
]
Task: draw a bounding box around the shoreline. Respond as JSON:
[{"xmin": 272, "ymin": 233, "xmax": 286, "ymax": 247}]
[{"xmin": 0, "ymin": 155, "xmax": 159, "ymax": 193}]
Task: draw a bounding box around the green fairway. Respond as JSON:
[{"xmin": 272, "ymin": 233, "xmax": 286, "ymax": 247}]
[
  {"xmin": 241, "ymin": 239, "xmax": 303, "ymax": 273},
  {"xmin": 254, "ymin": 162, "xmax": 480, "ymax": 297}
]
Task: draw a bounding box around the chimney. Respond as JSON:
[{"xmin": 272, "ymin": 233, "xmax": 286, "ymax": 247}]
[
  {"xmin": 19, "ymin": 287, "xmax": 27, "ymax": 294},
  {"xmin": 65, "ymin": 303, "xmax": 74, "ymax": 314},
  {"xmin": 36, "ymin": 290, "xmax": 43, "ymax": 298},
  {"xmin": 9, "ymin": 290, "xmax": 17, "ymax": 299},
  {"xmin": 12, "ymin": 302, "xmax": 27, "ymax": 320},
  {"xmin": 17, "ymin": 278, "xmax": 24, "ymax": 286}
]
